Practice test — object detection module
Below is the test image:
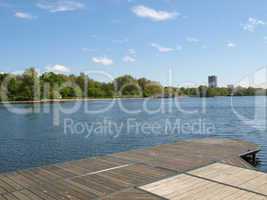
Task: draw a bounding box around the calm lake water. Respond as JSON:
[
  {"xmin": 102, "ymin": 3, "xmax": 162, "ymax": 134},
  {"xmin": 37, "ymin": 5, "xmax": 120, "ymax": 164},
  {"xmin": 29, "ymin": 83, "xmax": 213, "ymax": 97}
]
[{"xmin": 0, "ymin": 96, "xmax": 266, "ymax": 173}]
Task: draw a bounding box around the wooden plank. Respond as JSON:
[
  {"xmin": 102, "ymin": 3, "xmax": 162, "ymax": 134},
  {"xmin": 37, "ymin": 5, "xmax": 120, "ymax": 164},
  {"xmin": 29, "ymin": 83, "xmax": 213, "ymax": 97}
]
[
  {"xmin": 111, "ymin": 138, "xmax": 258, "ymax": 173},
  {"xmin": 42, "ymin": 165, "xmax": 76, "ymax": 179},
  {"xmin": 56, "ymin": 162, "xmax": 91, "ymax": 175},
  {"xmin": 30, "ymin": 179, "xmax": 98, "ymax": 200},
  {"xmin": 70, "ymin": 172, "xmax": 132, "ymax": 197},
  {"xmin": 68, "ymin": 163, "xmax": 174, "ymax": 198},
  {"xmin": 112, "ymin": 148, "xmax": 214, "ymax": 173},
  {"xmin": 20, "ymin": 189, "xmax": 46, "ymax": 200},
  {"xmin": 102, "ymin": 188, "xmax": 164, "ymax": 200},
  {"xmin": 0, "ymin": 195, "xmax": 6, "ymax": 200},
  {"xmin": 0, "ymin": 186, "xmax": 7, "ymax": 195},
  {"xmin": 3, "ymin": 193, "xmax": 19, "ymax": 200},
  {"xmin": 0, "ymin": 175, "xmax": 23, "ymax": 191},
  {"xmin": 76, "ymin": 156, "xmax": 131, "ymax": 172},
  {"xmin": 0, "ymin": 139, "xmax": 261, "ymax": 200},
  {"xmin": 4, "ymin": 172, "xmax": 36, "ymax": 188},
  {"xmin": 12, "ymin": 191, "xmax": 33, "ymax": 200},
  {"xmin": 27, "ymin": 185, "xmax": 63, "ymax": 200},
  {"xmin": 189, "ymin": 163, "xmax": 267, "ymax": 196},
  {"xmin": 96, "ymin": 164, "xmax": 175, "ymax": 186},
  {"xmin": 140, "ymin": 173, "xmax": 267, "ymax": 200},
  {"xmin": 0, "ymin": 179, "xmax": 17, "ymax": 193}
]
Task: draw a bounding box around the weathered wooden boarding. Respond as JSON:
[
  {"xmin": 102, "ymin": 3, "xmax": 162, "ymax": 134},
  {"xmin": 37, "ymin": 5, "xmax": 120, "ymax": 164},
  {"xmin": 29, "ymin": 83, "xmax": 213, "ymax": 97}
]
[
  {"xmin": 0, "ymin": 138, "xmax": 262, "ymax": 199},
  {"xmin": 140, "ymin": 163, "xmax": 267, "ymax": 199}
]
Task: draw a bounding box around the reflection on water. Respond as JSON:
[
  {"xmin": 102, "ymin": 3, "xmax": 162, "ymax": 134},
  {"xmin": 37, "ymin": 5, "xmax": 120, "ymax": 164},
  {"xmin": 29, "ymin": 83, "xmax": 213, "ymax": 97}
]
[{"xmin": 0, "ymin": 96, "xmax": 266, "ymax": 173}]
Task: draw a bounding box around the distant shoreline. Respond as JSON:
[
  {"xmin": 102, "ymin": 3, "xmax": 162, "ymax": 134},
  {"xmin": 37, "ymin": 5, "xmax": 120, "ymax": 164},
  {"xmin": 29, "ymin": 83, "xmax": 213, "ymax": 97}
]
[
  {"xmin": 0, "ymin": 96, "xmax": 261, "ymax": 105},
  {"xmin": 0, "ymin": 97, "xmax": 154, "ymax": 105}
]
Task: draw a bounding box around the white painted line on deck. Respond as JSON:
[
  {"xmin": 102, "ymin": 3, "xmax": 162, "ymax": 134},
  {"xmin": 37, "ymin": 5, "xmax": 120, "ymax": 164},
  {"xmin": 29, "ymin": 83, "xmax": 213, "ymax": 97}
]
[
  {"xmin": 85, "ymin": 164, "xmax": 132, "ymax": 176},
  {"xmin": 69, "ymin": 164, "xmax": 133, "ymax": 179}
]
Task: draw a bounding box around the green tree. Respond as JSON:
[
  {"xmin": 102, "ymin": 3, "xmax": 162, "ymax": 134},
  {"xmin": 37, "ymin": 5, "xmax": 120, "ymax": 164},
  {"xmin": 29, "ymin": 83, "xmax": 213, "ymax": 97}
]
[
  {"xmin": 198, "ymin": 86, "xmax": 208, "ymax": 97},
  {"xmin": 138, "ymin": 78, "xmax": 162, "ymax": 97},
  {"xmin": 75, "ymin": 73, "xmax": 89, "ymax": 97},
  {"xmin": 40, "ymin": 72, "xmax": 66, "ymax": 99},
  {"xmin": 114, "ymin": 75, "xmax": 140, "ymax": 96},
  {"xmin": 207, "ymin": 88, "xmax": 217, "ymax": 97},
  {"xmin": 17, "ymin": 68, "xmax": 39, "ymax": 100}
]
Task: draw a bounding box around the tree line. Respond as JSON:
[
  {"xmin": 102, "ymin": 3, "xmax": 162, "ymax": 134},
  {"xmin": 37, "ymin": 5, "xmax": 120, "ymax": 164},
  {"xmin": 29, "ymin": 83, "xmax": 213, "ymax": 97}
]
[{"xmin": 0, "ymin": 68, "xmax": 265, "ymax": 101}]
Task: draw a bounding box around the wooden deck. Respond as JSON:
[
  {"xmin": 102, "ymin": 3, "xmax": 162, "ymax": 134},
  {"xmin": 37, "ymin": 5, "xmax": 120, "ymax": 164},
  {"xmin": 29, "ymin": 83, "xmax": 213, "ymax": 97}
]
[
  {"xmin": 0, "ymin": 138, "xmax": 262, "ymax": 200},
  {"xmin": 140, "ymin": 163, "xmax": 267, "ymax": 199}
]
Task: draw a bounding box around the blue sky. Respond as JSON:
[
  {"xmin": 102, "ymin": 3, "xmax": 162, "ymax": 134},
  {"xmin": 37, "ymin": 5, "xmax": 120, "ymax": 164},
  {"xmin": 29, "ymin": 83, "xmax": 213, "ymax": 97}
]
[{"xmin": 1, "ymin": 0, "xmax": 267, "ymax": 86}]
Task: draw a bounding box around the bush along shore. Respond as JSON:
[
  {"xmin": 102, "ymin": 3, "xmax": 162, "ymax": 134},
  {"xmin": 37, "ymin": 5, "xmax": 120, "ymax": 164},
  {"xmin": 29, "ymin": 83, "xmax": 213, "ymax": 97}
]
[{"xmin": 0, "ymin": 68, "xmax": 266, "ymax": 102}]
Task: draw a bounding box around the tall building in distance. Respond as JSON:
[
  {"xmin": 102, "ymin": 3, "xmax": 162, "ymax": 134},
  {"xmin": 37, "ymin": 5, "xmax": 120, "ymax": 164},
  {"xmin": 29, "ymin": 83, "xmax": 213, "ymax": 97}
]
[{"xmin": 208, "ymin": 76, "xmax": 218, "ymax": 88}]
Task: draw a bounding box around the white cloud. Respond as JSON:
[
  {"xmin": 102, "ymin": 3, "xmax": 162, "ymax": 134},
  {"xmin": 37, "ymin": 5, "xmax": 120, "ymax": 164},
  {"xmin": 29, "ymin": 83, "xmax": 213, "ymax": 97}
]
[
  {"xmin": 186, "ymin": 37, "xmax": 200, "ymax": 43},
  {"xmin": 226, "ymin": 42, "xmax": 236, "ymax": 48},
  {"xmin": 92, "ymin": 57, "xmax": 113, "ymax": 65},
  {"xmin": 151, "ymin": 43, "xmax": 176, "ymax": 53},
  {"xmin": 14, "ymin": 12, "xmax": 34, "ymax": 20},
  {"xmin": 122, "ymin": 49, "xmax": 137, "ymax": 63},
  {"xmin": 46, "ymin": 64, "xmax": 71, "ymax": 74},
  {"xmin": 37, "ymin": 0, "xmax": 84, "ymax": 13},
  {"xmin": 243, "ymin": 17, "xmax": 265, "ymax": 32},
  {"xmin": 123, "ymin": 56, "xmax": 136, "ymax": 63},
  {"xmin": 132, "ymin": 5, "xmax": 178, "ymax": 21}
]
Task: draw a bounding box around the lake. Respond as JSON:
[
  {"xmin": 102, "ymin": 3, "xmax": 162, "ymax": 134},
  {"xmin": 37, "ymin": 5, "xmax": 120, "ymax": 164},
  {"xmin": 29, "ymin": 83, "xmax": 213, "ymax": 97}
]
[{"xmin": 0, "ymin": 96, "xmax": 266, "ymax": 173}]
